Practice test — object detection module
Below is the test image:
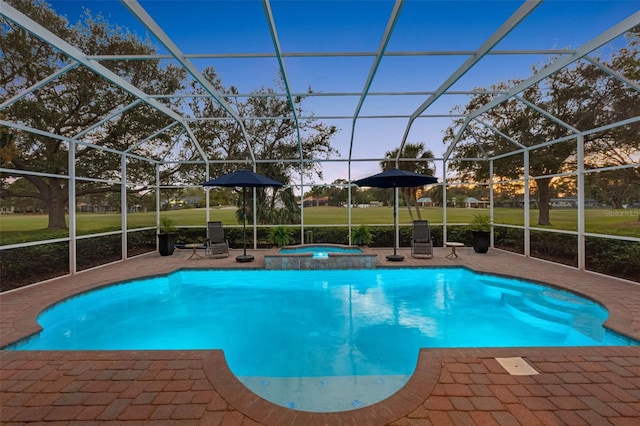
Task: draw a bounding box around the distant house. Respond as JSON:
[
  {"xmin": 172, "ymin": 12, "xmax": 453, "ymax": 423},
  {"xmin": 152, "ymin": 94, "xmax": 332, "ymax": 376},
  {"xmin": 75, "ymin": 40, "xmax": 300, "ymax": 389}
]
[
  {"xmin": 551, "ymin": 198, "xmax": 574, "ymax": 208},
  {"xmin": 550, "ymin": 197, "xmax": 597, "ymax": 208},
  {"xmin": 465, "ymin": 197, "xmax": 489, "ymax": 208},
  {"xmin": 183, "ymin": 196, "xmax": 203, "ymax": 207},
  {"xmin": 301, "ymin": 196, "xmax": 329, "ymax": 207},
  {"xmin": 417, "ymin": 197, "xmax": 434, "ymax": 207},
  {"xmin": 77, "ymin": 201, "xmax": 118, "ymax": 213},
  {"xmin": 517, "ymin": 199, "xmax": 539, "ymax": 209}
]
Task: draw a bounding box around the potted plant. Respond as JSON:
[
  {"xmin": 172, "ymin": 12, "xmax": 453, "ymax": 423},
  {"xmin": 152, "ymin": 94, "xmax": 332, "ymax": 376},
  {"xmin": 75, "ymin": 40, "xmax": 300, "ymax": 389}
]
[
  {"xmin": 269, "ymin": 225, "xmax": 294, "ymax": 247},
  {"xmin": 157, "ymin": 217, "xmax": 176, "ymax": 256},
  {"xmin": 351, "ymin": 224, "xmax": 372, "ymax": 246},
  {"xmin": 470, "ymin": 213, "xmax": 491, "ymax": 253}
]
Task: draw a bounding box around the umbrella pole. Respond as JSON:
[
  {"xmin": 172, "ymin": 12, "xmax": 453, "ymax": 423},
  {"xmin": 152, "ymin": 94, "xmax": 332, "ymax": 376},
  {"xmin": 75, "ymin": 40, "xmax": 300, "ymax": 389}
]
[
  {"xmin": 387, "ymin": 186, "xmax": 404, "ymax": 261},
  {"xmin": 243, "ymin": 187, "xmax": 247, "ymax": 256},
  {"xmin": 394, "ymin": 187, "xmax": 397, "ymax": 256},
  {"xmin": 237, "ymin": 186, "xmax": 254, "ymax": 262}
]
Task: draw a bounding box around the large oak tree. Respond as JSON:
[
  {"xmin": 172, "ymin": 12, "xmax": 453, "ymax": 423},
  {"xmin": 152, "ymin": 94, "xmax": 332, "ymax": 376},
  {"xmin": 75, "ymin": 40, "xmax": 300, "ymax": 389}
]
[
  {"xmin": 1, "ymin": 0, "xmax": 184, "ymax": 229},
  {"xmin": 188, "ymin": 71, "xmax": 339, "ymax": 225},
  {"xmin": 444, "ymin": 29, "xmax": 639, "ymax": 225},
  {"xmin": 1, "ymin": 0, "xmax": 339, "ymax": 230}
]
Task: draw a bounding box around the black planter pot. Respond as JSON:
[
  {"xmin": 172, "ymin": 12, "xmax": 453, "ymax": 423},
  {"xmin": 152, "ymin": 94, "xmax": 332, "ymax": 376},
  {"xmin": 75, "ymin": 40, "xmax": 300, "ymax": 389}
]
[
  {"xmin": 472, "ymin": 230, "xmax": 490, "ymax": 253},
  {"xmin": 157, "ymin": 233, "xmax": 176, "ymax": 256}
]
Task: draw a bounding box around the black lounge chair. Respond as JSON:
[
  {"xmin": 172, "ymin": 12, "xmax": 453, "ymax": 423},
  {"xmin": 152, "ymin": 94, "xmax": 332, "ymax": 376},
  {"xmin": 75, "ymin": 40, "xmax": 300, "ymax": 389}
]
[
  {"xmin": 411, "ymin": 220, "xmax": 433, "ymax": 258},
  {"xmin": 206, "ymin": 221, "xmax": 229, "ymax": 258}
]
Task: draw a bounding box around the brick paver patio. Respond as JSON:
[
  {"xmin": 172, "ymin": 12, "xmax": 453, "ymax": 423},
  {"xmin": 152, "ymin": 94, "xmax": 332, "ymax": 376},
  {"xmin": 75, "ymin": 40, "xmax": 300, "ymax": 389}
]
[{"xmin": 2, "ymin": 247, "xmax": 639, "ymax": 425}]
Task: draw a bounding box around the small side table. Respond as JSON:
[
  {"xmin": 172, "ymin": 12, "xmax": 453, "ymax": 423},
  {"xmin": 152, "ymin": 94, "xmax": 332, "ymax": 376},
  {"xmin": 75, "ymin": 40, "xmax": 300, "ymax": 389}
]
[
  {"xmin": 445, "ymin": 242, "xmax": 464, "ymax": 259},
  {"xmin": 185, "ymin": 243, "xmax": 204, "ymax": 260}
]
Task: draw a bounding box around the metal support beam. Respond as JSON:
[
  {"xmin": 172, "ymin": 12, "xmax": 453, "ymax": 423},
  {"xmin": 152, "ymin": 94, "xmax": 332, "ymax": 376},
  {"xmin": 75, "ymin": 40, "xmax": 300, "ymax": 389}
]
[
  {"xmin": 68, "ymin": 140, "xmax": 77, "ymax": 275},
  {"xmin": 87, "ymin": 49, "xmax": 576, "ymax": 61},
  {"xmin": 191, "ymin": 113, "xmax": 469, "ymax": 121},
  {"xmin": 160, "ymin": 130, "xmax": 185, "ymax": 163},
  {"xmin": 475, "ymin": 118, "xmax": 527, "ymax": 149},
  {"xmin": 523, "ymin": 149, "xmax": 530, "ymax": 258},
  {"xmin": 348, "ymin": 166, "xmax": 352, "ymax": 245},
  {"xmin": 461, "ymin": 11, "xmax": 640, "ymax": 125},
  {"xmin": 489, "ymin": 159, "xmax": 494, "ymax": 249},
  {"xmin": 72, "ymin": 100, "xmax": 142, "ymax": 140},
  {"xmin": 345, "ymin": 0, "xmax": 404, "ymax": 247},
  {"xmin": 0, "ymin": 62, "xmax": 79, "ymax": 111},
  {"xmin": 121, "ymin": 0, "xmax": 243, "ymax": 164},
  {"xmin": 0, "ymin": 119, "xmax": 155, "ymax": 164},
  {"xmin": 262, "ymin": 0, "xmax": 306, "ymax": 242},
  {"xmin": 0, "ymin": 1, "xmax": 197, "ymax": 139},
  {"xmin": 348, "ymin": 0, "xmax": 404, "ymax": 161},
  {"xmin": 442, "ymin": 160, "xmax": 448, "ymax": 244},
  {"xmin": 584, "ymin": 56, "xmax": 640, "ymax": 93},
  {"xmin": 124, "ymin": 122, "xmax": 180, "ymax": 154},
  {"xmin": 445, "ymin": 10, "xmax": 640, "ymax": 162},
  {"xmin": 468, "ymin": 128, "xmax": 490, "ymax": 159},
  {"xmin": 170, "ymin": 89, "xmax": 506, "ymax": 99},
  {"xmin": 577, "ymin": 134, "xmax": 585, "ymax": 270},
  {"xmin": 121, "ymin": 154, "xmax": 128, "ymax": 261},
  {"xmin": 396, "ymin": 0, "xmax": 542, "ymax": 162},
  {"xmin": 515, "ymin": 96, "xmax": 580, "ymax": 134},
  {"xmin": 155, "ymin": 165, "xmax": 161, "ymax": 249}
]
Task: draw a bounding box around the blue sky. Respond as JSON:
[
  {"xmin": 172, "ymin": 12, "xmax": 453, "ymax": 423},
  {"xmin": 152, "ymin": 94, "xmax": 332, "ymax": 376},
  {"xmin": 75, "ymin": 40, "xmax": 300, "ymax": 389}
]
[{"xmin": 47, "ymin": 0, "xmax": 639, "ymax": 184}]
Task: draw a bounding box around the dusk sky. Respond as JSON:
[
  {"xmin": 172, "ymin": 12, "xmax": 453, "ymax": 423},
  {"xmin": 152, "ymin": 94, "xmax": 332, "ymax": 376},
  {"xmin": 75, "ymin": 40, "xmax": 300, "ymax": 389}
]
[{"xmin": 45, "ymin": 0, "xmax": 639, "ymax": 184}]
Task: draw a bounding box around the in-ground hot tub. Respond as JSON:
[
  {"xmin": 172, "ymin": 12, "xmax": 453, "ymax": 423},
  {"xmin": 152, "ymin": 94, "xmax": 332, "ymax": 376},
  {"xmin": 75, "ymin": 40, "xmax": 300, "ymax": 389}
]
[{"xmin": 265, "ymin": 244, "xmax": 377, "ymax": 270}]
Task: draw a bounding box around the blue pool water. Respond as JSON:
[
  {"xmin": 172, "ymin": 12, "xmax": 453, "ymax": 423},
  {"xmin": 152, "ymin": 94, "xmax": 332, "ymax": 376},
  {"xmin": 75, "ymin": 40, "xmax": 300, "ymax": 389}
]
[
  {"xmin": 8, "ymin": 268, "xmax": 636, "ymax": 412},
  {"xmin": 279, "ymin": 245, "xmax": 362, "ymax": 254}
]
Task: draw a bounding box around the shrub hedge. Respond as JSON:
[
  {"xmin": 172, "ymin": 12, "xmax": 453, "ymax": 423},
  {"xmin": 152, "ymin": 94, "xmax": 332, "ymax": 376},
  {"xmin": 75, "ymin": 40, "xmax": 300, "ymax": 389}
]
[
  {"xmin": 1, "ymin": 225, "xmax": 637, "ymax": 292},
  {"xmin": 0, "ymin": 242, "xmax": 70, "ymax": 292}
]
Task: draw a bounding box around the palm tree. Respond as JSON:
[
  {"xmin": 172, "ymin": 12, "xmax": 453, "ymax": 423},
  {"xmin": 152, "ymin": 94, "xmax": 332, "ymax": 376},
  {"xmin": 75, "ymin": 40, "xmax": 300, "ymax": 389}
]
[{"xmin": 381, "ymin": 143, "xmax": 436, "ymax": 221}]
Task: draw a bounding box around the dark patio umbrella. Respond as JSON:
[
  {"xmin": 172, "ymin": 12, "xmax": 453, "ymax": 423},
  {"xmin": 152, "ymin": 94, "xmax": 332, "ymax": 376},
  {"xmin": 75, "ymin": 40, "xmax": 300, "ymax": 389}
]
[
  {"xmin": 202, "ymin": 169, "xmax": 284, "ymax": 262},
  {"xmin": 354, "ymin": 168, "xmax": 438, "ymax": 261}
]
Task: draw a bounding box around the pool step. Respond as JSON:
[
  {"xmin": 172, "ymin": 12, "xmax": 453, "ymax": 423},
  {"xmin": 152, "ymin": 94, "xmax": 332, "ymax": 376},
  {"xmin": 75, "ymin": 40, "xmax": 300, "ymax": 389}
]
[
  {"xmin": 502, "ymin": 294, "xmax": 572, "ymax": 333},
  {"xmin": 521, "ymin": 296, "xmax": 574, "ymax": 322},
  {"xmin": 541, "ymin": 290, "xmax": 590, "ymax": 309},
  {"xmin": 572, "ymin": 312, "xmax": 605, "ymax": 341},
  {"xmin": 478, "ymin": 278, "xmax": 529, "ymax": 299},
  {"xmin": 482, "ymin": 279, "xmax": 607, "ymax": 341},
  {"xmin": 535, "ymin": 292, "xmax": 607, "ymax": 341}
]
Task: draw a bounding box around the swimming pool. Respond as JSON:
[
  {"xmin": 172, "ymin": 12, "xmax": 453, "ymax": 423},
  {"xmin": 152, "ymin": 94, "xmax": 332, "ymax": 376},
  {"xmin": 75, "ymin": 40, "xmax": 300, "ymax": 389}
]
[{"xmin": 7, "ymin": 268, "xmax": 637, "ymax": 412}]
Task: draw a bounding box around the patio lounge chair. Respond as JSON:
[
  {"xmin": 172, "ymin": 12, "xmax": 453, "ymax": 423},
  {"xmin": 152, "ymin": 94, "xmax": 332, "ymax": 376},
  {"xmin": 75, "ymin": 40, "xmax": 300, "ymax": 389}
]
[
  {"xmin": 411, "ymin": 220, "xmax": 433, "ymax": 258},
  {"xmin": 206, "ymin": 221, "xmax": 229, "ymax": 257}
]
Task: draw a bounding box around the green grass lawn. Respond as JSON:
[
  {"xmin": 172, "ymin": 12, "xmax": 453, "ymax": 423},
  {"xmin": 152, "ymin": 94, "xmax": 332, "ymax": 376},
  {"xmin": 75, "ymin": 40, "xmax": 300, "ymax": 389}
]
[{"xmin": 1, "ymin": 206, "xmax": 638, "ymax": 245}]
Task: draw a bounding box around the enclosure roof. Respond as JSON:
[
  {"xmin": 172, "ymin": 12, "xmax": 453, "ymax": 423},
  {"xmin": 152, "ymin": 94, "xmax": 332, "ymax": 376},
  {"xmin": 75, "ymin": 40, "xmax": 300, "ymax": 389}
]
[{"xmin": 1, "ymin": 0, "xmax": 639, "ymax": 183}]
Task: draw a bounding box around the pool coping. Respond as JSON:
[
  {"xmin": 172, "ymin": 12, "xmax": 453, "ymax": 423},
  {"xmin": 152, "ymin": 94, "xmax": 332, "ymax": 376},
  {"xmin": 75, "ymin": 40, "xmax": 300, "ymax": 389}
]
[{"xmin": 2, "ymin": 247, "xmax": 640, "ymax": 424}]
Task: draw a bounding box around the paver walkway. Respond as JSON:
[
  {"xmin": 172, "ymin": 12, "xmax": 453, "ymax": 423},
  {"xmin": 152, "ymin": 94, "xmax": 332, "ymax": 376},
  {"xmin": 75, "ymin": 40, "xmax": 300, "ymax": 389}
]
[{"xmin": 2, "ymin": 247, "xmax": 640, "ymax": 425}]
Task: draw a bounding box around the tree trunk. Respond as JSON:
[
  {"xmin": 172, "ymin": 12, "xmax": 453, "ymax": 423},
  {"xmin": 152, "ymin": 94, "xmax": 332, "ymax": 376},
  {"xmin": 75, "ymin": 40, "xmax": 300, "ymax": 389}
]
[
  {"xmin": 414, "ymin": 196, "xmax": 423, "ymax": 220},
  {"xmin": 47, "ymin": 197, "xmax": 68, "ymax": 229},
  {"xmin": 400, "ymin": 192, "xmax": 415, "ymax": 221},
  {"xmin": 537, "ymin": 177, "xmax": 552, "ymax": 226},
  {"xmin": 409, "ymin": 188, "xmax": 422, "ymax": 220},
  {"xmin": 610, "ymin": 193, "xmax": 624, "ymax": 209}
]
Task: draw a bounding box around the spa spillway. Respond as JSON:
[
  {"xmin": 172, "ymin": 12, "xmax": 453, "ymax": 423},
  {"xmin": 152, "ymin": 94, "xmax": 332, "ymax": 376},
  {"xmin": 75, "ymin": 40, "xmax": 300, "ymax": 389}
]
[{"xmin": 265, "ymin": 244, "xmax": 377, "ymax": 270}]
